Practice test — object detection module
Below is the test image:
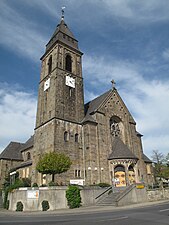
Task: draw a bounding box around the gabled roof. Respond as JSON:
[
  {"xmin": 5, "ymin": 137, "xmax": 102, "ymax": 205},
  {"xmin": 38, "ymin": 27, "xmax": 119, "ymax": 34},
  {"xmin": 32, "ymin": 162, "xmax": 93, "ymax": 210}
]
[
  {"xmin": 45, "ymin": 19, "xmax": 80, "ymax": 54},
  {"xmin": 20, "ymin": 135, "xmax": 34, "ymax": 152},
  {"xmin": 83, "ymin": 88, "xmax": 136, "ymax": 124},
  {"xmin": 108, "ymin": 137, "xmax": 138, "ymax": 160},
  {"xmin": 84, "ymin": 90, "xmax": 111, "ymax": 116},
  {"xmin": 143, "ymin": 154, "xmax": 152, "ymax": 163},
  {"xmin": 0, "ymin": 142, "xmax": 24, "ymax": 161},
  {"xmin": 82, "ymin": 114, "xmax": 97, "ymax": 124}
]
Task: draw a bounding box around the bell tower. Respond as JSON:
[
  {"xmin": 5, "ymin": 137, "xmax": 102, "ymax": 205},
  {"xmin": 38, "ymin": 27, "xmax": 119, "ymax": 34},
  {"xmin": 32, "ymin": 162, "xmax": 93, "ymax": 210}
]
[
  {"xmin": 32, "ymin": 11, "xmax": 85, "ymax": 184},
  {"xmin": 35, "ymin": 12, "xmax": 84, "ymax": 129}
]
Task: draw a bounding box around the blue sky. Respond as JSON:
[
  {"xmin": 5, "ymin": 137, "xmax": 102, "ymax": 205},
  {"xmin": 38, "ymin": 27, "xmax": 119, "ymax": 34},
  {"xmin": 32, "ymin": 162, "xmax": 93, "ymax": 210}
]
[{"xmin": 0, "ymin": 0, "xmax": 169, "ymax": 158}]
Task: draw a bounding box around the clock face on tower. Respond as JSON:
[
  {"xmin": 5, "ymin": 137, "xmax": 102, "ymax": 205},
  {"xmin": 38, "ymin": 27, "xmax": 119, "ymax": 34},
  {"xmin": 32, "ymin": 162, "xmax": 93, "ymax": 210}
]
[{"xmin": 65, "ymin": 75, "xmax": 75, "ymax": 88}]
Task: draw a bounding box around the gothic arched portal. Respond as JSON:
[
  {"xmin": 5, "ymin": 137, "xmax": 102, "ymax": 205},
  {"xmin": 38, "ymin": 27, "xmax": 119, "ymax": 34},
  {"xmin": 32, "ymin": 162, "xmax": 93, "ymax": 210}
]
[
  {"xmin": 114, "ymin": 165, "xmax": 126, "ymax": 187},
  {"xmin": 128, "ymin": 164, "xmax": 136, "ymax": 184}
]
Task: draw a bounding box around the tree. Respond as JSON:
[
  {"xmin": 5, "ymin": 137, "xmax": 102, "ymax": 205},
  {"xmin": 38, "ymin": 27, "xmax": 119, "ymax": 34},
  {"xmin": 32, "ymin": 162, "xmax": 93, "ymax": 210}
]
[
  {"xmin": 165, "ymin": 153, "xmax": 169, "ymax": 166},
  {"xmin": 151, "ymin": 150, "xmax": 169, "ymax": 181},
  {"xmin": 151, "ymin": 150, "xmax": 164, "ymax": 181},
  {"xmin": 36, "ymin": 152, "xmax": 71, "ymax": 182}
]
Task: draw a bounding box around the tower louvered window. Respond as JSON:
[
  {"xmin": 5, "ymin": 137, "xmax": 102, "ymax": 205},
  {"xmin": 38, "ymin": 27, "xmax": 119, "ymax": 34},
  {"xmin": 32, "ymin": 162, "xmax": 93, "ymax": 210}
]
[{"xmin": 65, "ymin": 54, "xmax": 72, "ymax": 72}]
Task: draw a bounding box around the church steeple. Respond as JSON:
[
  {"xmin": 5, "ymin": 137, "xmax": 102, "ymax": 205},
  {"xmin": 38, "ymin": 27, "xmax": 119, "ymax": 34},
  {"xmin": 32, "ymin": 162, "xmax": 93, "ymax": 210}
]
[
  {"xmin": 44, "ymin": 11, "xmax": 80, "ymax": 55},
  {"xmin": 36, "ymin": 12, "xmax": 84, "ymax": 129}
]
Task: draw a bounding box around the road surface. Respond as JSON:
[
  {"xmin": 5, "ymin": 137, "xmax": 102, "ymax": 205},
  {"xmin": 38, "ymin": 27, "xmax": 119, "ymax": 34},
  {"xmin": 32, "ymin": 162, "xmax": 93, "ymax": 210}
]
[{"xmin": 0, "ymin": 201, "xmax": 169, "ymax": 225}]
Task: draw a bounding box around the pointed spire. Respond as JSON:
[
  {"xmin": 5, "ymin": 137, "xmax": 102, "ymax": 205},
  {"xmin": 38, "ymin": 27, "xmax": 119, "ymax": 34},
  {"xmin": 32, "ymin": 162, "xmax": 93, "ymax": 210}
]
[{"xmin": 41, "ymin": 8, "xmax": 83, "ymax": 59}]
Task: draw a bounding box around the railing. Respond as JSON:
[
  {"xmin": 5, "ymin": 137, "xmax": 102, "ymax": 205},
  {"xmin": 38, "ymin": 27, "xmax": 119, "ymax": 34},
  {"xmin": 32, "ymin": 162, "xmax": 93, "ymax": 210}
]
[
  {"xmin": 115, "ymin": 184, "xmax": 136, "ymax": 202},
  {"xmin": 95, "ymin": 186, "xmax": 112, "ymax": 200}
]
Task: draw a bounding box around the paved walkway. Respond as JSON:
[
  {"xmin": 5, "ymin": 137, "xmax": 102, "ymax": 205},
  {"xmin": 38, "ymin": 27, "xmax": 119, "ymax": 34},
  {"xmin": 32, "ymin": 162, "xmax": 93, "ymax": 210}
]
[{"xmin": 0, "ymin": 199, "xmax": 169, "ymax": 216}]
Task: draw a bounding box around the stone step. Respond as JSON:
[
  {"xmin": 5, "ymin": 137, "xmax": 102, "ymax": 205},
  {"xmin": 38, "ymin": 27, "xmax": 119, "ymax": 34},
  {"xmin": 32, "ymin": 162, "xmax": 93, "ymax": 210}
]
[{"xmin": 96, "ymin": 192, "xmax": 119, "ymax": 206}]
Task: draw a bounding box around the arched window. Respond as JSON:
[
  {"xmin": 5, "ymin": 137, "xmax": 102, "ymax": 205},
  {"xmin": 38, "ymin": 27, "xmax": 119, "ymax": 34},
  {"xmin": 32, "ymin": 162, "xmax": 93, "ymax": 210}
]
[
  {"xmin": 75, "ymin": 133, "xmax": 78, "ymax": 143},
  {"xmin": 128, "ymin": 164, "xmax": 135, "ymax": 184},
  {"xmin": 64, "ymin": 131, "xmax": 68, "ymax": 142},
  {"xmin": 128, "ymin": 165, "xmax": 134, "ymax": 172},
  {"xmin": 75, "ymin": 169, "xmax": 81, "ymax": 178},
  {"xmin": 48, "ymin": 55, "xmax": 52, "ymax": 74},
  {"xmin": 114, "ymin": 165, "xmax": 125, "ymax": 172},
  {"xmin": 65, "ymin": 55, "xmax": 72, "ymax": 72},
  {"xmin": 27, "ymin": 152, "xmax": 31, "ymax": 160}
]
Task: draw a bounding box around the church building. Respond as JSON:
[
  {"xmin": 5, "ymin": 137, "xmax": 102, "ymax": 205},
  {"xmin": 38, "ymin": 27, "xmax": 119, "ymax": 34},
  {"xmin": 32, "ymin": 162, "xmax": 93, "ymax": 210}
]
[{"xmin": 0, "ymin": 13, "xmax": 153, "ymax": 188}]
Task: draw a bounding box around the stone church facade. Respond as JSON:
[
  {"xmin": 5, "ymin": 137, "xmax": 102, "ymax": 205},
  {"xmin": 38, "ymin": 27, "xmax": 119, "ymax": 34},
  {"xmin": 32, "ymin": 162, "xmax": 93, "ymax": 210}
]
[{"xmin": 0, "ymin": 15, "xmax": 153, "ymax": 188}]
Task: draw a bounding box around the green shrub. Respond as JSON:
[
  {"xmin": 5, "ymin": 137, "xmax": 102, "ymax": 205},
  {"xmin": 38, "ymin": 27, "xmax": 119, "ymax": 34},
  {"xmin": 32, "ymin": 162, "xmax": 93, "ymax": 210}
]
[
  {"xmin": 22, "ymin": 178, "xmax": 31, "ymax": 187},
  {"xmin": 3, "ymin": 189, "xmax": 9, "ymax": 209},
  {"xmin": 42, "ymin": 200, "xmax": 50, "ymax": 211},
  {"xmin": 32, "ymin": 183, "xmax": 38, "ymax": 187},
  {"xmin": 8, "ymin": 178, "xmax": 24, "ymax": 191},
  {"xmin": 16, "ymin": 201, "xmax": 23, "ymax": 211},
  {"xmin": 97, "ymin": 183, "xmax": 111, "ymax": 188},
  {"xmin": 48, "ymin": 181, "xmax": 58, "ymax": 187},
  {"xmin": 66, "ymin": 185, "xmax": 81, "ymax": 209},
  {"xmin": 40, "ymin": 184, "xmax": 47, "ymax": 187},
  {"xmin": 6, "ymin": 200, "xmax": 9, "ymax": 210}
]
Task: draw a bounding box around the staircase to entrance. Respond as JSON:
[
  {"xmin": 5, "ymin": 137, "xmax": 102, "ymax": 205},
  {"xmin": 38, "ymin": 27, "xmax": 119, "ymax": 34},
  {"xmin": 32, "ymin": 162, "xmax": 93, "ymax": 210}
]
[{"xmin": 95, "ymin": 185, "xmax": 137, "ymax": 206}]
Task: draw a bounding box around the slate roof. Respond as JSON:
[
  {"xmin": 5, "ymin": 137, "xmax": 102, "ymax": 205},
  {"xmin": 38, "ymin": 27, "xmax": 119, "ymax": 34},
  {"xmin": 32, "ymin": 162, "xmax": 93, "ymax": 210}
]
[
  {"xmin": 82, "ymin": 90, "xmax": 111, "ymax": 123},
  {"xmin": 108, "ymin": 137, "xmax": 138, "ymax": 160},
  {"xmin": 14, "ymin": 161, "xmax": 32, "ymax": 170},
  {"xmin": 143, "ymin": 154, "xmax": 152, "ymax": 163},
  {"xmin": 0, "ymin": 142, "xmax": 24, "ymax": 161},
  {"xmin": 45, "ymin": 19, "xmax": 80, "ymax": 54},
  {"xmin": 20, "ymin": 135, "xmax": 34, "ymax": 152},
  {"xmin": 84, "ymin": 90, "xmax": 111, "ymax": 115}
]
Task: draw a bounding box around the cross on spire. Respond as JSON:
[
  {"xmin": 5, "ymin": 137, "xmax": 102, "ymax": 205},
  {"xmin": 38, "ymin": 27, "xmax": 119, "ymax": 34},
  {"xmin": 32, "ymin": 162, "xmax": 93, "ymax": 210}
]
[
  {"xmin": 111, "ymin": 79, "xmax": 116, "ymax": 89},
  {"xmin": 61, "ymin": 6, "xmax": 66, "ymax": 20}
]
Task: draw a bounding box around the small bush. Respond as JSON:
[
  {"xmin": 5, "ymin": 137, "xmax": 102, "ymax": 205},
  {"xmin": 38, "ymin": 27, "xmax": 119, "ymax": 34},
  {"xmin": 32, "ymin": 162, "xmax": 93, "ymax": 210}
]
[
  {"xmin": 16, "ymin": 201, "xmax": 23, "ymax": 211},
  {"xmin": 3, "ymin": 189, "xmax": 8, "ymax": 209},
  {"xmin": 32, "ymin": 183, "xmax": 38, "ymax": 187},
  {"xmin": 97, "ymin": 183, "xmax": 111, "ymax": 188},
  {"xmin": 66, "ymin": 185, "xmax": 81, "ymax": 209},
  {"xmin": 40, "ymin": 184, "xmax": 47, "ymax": 187},
  {"xmin": 6, "ymin": 200, "xmax": 9, "ymax": 210},
  {"xmin": 22, "ymin": 178, "xmax": 31, "ymax": 187},
  {"xmin": 42, "ymin": 200, "xmax": 50, "ymax": 211},
  {"xmin": 48, "ymin": 181, "xmax": 58, "ymax": 187}
]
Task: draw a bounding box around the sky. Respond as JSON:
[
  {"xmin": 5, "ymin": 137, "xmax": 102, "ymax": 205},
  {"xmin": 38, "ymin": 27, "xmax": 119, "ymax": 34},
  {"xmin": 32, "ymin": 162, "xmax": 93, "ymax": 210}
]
[{"xmin": 0, "ymin": 0, "xmax": 169, "ymax": 158}]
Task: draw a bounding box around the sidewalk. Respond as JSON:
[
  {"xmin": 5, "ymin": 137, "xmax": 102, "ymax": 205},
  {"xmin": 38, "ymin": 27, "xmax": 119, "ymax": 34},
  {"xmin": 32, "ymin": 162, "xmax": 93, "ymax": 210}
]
[{"xmin": 0, "ymin": 199, "xmax": 169, "ymax": 216}]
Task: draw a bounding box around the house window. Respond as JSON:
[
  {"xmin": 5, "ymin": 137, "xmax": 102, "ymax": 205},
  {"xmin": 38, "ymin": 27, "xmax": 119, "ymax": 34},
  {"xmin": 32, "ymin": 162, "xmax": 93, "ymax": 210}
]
[
  {"xmin": 27, "ymin": 152, "xmax": 31, "ymax": 160},
  {"xmin": 75, "ymin": 169, "xmax": 81, "ymax": 178},
  {"xmin": 75, "ymin": 133, "xmax": 78, "ymax": 142},
  {"xmin": 64, "ymin": 131, "xmax": 68, "ymax": 142},
  {"xmin": 26, "ymin": 168, "xmax": 29, "ymax": 178},
  {"xmin": 48, "ymin": 55, "xmax": 52, "ymax": 74},
  {"xmin": 65, "ymin": 54, "xmax": 72, "ymax": 72}
]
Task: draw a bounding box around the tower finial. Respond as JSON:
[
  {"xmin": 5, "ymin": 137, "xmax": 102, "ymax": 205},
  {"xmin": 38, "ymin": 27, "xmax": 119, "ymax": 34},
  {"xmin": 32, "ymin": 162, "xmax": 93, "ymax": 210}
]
[
  {"xmin": 111, "ymin": 79, "xmax": 116, "ymax": 89},
  {"xmin": 61, "ymin": 6, "xmax": 65, "ymax": 20}
]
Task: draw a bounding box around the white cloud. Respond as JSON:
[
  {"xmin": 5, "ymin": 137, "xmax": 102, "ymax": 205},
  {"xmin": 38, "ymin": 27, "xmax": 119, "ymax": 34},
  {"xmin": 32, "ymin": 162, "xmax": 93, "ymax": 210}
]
[
  {"xmin": 24, "ymin": 0, "xmax": 59, "ymax": 18},
  {"xmin": 163, "ymin": 48, "xmax": 169, "ymax": 61},
  {"xmin": 0, "ymin": 83, "xmax": 37, "ymax": 153},
  {"xmin": 0, "ymin": 1, "xmax": 46, "ymax": 61},
  {"xmin": 83, "ymin": 54, "xmax": 169, "ymax": 157},
  {"xmin": 102, "ymin": 0, "xmax": 169, "ymax": 23}
]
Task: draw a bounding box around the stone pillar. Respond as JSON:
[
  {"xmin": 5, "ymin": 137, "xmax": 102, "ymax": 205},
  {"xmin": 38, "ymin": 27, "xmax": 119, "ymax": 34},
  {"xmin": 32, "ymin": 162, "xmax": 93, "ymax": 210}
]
[{"xmin": 125, "ymin": 163, "xmax": 129, "ymax": 186}]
